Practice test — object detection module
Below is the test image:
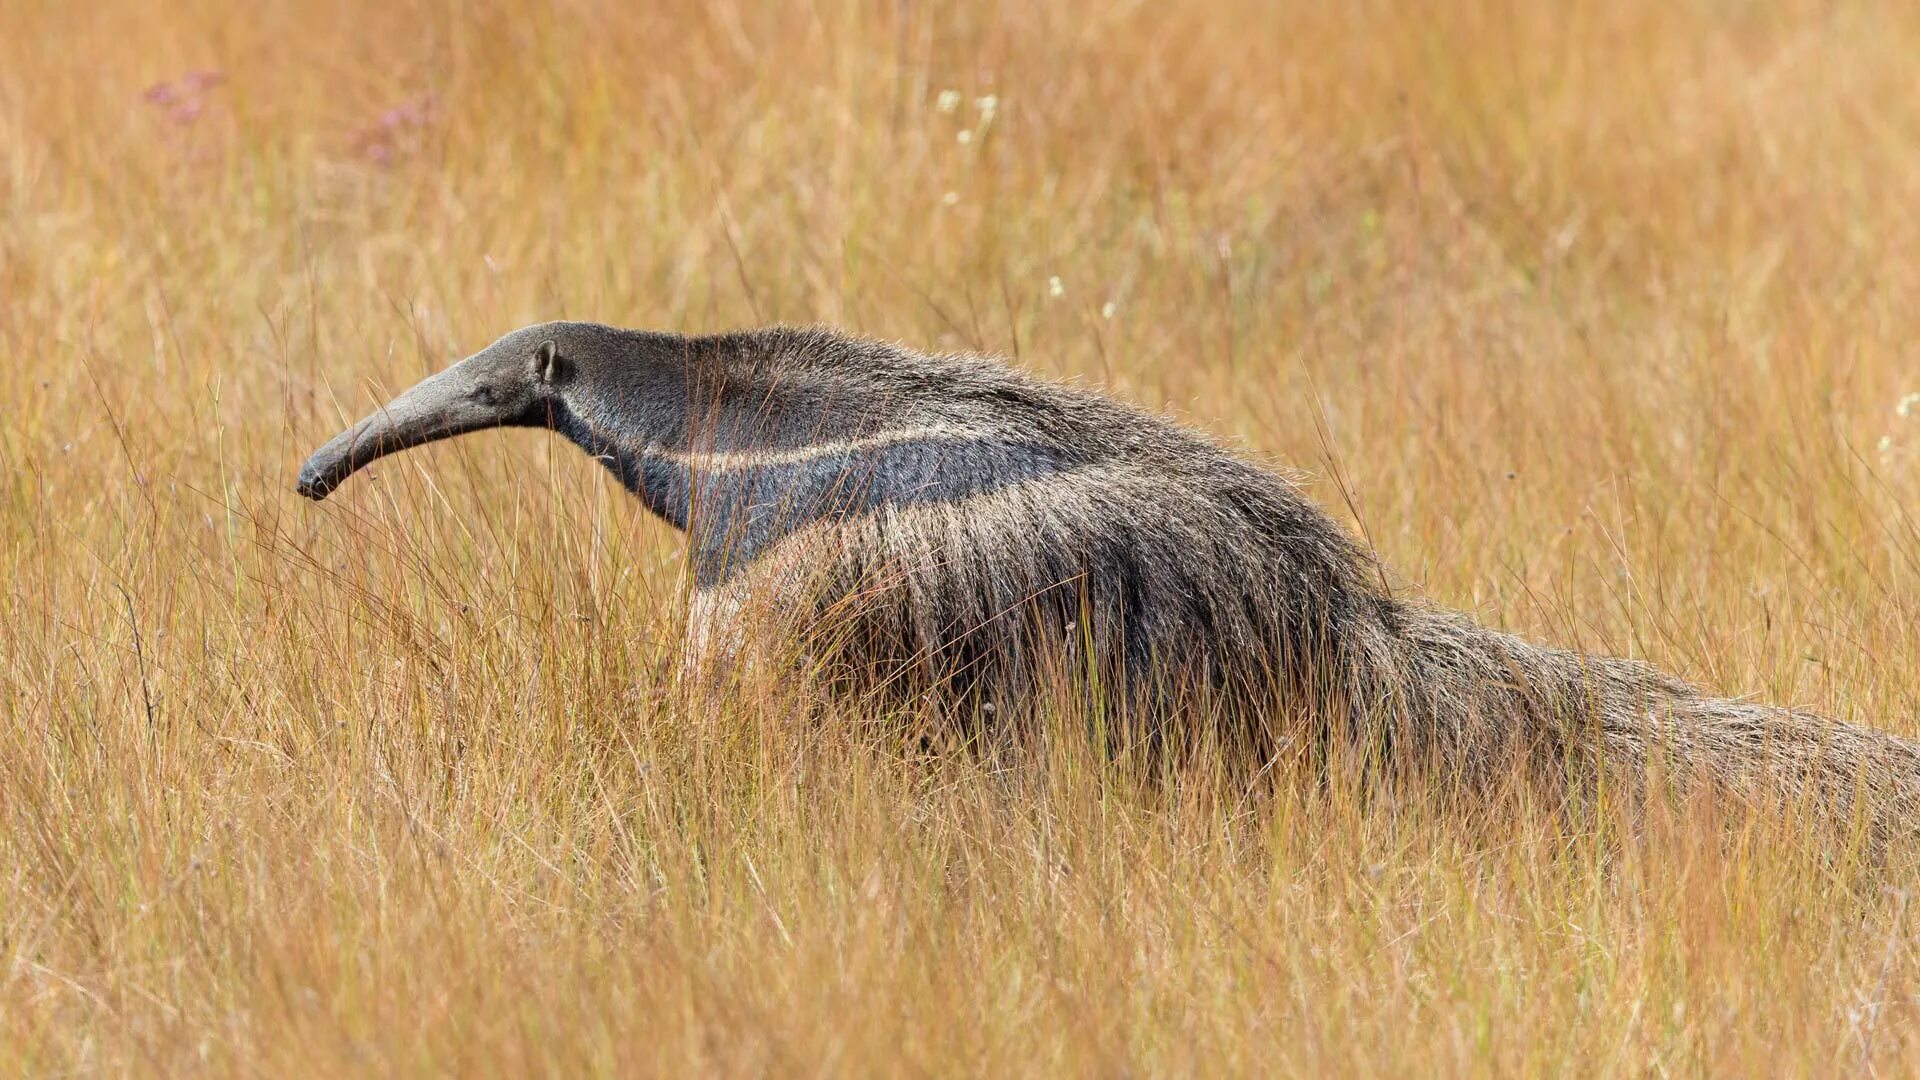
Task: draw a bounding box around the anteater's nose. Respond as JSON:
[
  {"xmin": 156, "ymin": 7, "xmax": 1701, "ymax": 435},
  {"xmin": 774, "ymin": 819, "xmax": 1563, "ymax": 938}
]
[{"xmin": 295, "ymin": 462, "xmax": 334, "ymax": 501}]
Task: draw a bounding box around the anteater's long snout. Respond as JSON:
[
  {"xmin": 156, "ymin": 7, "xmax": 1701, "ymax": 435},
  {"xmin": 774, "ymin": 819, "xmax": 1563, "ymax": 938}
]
[
  {"xmin": 296, "ymin": 407, "xmax": 429, "ymax": 501},
  {"xmin": 296, "ymin": 361, "xmax": 524, "ymax": 501}
]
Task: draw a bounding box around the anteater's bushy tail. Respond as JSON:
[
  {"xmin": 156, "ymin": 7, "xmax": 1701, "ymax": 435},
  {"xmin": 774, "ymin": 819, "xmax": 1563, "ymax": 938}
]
[{"xmin": 1380, "ymin": 603, "xmax": 1920, "ymax": 841}]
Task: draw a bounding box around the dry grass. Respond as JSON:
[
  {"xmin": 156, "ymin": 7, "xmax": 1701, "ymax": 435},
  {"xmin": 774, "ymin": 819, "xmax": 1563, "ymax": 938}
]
[{"xmin": 7, "ymin": 0, "xmax": 1920, "ymax": 1073}]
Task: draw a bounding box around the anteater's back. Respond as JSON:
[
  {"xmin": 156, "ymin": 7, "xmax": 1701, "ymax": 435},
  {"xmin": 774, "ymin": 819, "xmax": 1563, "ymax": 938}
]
[{"xmin": 685, "ymin": 329, "xmax": 1398, "ymax": 745}]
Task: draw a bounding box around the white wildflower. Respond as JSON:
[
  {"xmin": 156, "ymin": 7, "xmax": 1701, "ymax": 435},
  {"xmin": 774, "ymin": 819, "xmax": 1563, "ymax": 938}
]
[
  {"xmin": 1898, "ymin": 391, "xmax": 1920, "ymax": 418},
  {"xmin": 1880, "ymin": 435, "xmax": 1895, "ymax": 453},
  {"xmin": 1100, "ymin": 300, "xmax": 1117, "ymax": 319},
  {"xmin": 1048, "ymin": 276, "xmax": 1065, "ymax": 298},
  {"xmin": 975, "ymin": 94, "xmax": 998, "ymax": 123},
  {"xmin": 941, "ymin": 191, "xmax": 959, "ymax": 206},
  {"xmin": 956, "ymin": 129, "xmax": 973, "ymax": 144},
  {"xmin": 936, "ymin": 89, "xmax": 961, "ymax": 113}
]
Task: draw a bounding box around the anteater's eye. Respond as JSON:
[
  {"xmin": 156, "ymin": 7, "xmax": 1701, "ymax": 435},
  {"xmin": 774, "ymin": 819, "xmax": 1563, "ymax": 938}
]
[{"xmin": 472, "ymin": 384, "xmax": 499, "ymax": 406}]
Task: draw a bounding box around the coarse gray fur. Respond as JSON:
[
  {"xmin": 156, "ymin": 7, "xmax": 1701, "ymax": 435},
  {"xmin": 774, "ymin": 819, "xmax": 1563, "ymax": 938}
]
[{"xmin": 298, "ymin": 321, "xmax": 1920, "ymax": 833}]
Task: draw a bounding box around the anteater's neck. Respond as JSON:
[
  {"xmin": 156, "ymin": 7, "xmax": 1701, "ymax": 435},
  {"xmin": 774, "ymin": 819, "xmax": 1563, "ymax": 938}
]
[{"xmin": 549, "ymin": 339, "xmax": 1078, "ymax": 588}]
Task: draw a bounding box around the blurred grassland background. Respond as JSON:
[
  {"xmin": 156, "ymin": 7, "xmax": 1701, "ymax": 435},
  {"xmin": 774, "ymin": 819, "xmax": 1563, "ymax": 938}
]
[{"xmin": 5, "ymin": 0, "xmax": 1920, "ymax": 1073}]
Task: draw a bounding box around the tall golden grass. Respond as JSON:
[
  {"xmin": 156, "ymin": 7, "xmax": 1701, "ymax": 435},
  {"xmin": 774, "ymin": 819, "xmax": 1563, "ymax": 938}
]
[{"xmin": 6, "ymin": 0, "xmax": 1920, "ymax": 1072}]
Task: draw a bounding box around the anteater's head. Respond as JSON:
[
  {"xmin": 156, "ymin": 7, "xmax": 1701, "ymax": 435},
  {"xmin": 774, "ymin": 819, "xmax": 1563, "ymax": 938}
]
[{"xmin": 295, "ymin": 321, "xmax": 670, "ymax": 501}]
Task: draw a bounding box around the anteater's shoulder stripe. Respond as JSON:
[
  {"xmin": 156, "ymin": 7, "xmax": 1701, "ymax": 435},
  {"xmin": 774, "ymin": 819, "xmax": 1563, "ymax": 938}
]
[{"xmin": 654, "ymin": 425, "xmax": 995, "ymax": 469}]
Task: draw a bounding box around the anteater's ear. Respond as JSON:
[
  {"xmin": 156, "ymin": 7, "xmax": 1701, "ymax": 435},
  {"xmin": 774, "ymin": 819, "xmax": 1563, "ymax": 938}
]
[{"xmin": 532, "ymin": 340, "xmax": 569, "ymax": 384}]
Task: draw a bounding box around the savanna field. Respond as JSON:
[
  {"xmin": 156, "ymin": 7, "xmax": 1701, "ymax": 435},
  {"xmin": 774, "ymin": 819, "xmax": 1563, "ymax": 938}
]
[{"xmin": 6, "ymin": 0, "xmax": 1920, "ymax": 1073}]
